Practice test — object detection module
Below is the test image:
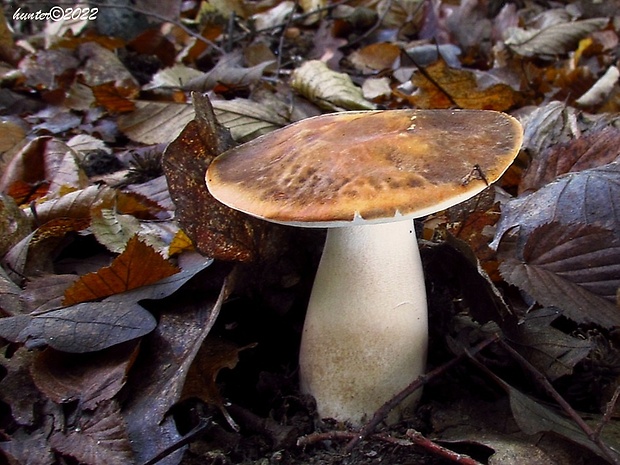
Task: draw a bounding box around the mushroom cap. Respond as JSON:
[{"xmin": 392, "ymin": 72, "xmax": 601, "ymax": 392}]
[{"xmin": 206, "ymin": 109, "xmax": 523, "ymax": 227}]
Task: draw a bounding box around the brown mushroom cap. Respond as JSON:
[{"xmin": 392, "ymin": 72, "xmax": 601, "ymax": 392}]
[{"xmin": 206, "ymin": 109, "xmax": 523, "ymax": 227}]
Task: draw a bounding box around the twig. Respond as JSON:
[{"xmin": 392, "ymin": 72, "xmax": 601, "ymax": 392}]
[
  {"xmin": 141, "ymin": 417, "xmax": 212, "ymax": 465},
  {"xmin": 344, "ymin": 334, "xmax": 500, "ymax": 453},
  {"xmin": 298, "ymin": 429, "xmax": 484, "ymax": 464},
  {"xmin": 496, "ymin": 339, "xmax": 620, "ymax": 465}
]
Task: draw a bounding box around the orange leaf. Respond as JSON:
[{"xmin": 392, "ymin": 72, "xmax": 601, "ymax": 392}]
[
  {"xmin": 63, "ymin": 236, "xmax": 179, "ymax": 305},
  {"xmin": 405, "ymin": 58, "xmax": 523, "ymax": 111}
]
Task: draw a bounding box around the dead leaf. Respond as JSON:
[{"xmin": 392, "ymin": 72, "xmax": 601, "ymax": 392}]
[
  {"xmin": 122, "ymin": 278, "xmax": 230, "ymax": 464},
  {"xmin": 63, "ymin": 235, "xmax": 180, "ymax": 305},
  {"xmin": 50, "ymin": 399, "xmax": 134, "ymax": 465},
  {"xmin": 0, "ymin": 349, "xmax": 41, "ymax": 426},
  {"xmin": 520, "ymin": 126, "xmax": 620, "ymax": 193},
  {"xmin": 0, "ymin": 300, "xmax": 156, "ymax": 352},
  {"xmin": 507, "ymin": 307, "xmax": 592, "ymax": 380},
  {"xmin": 211, "ymin": 98, "xmax": 288, "ymax": 142},
  {"xmin": 505, "ymin": 18, "xmax": 609, "ymax": 58},
  {"xmin": 31, "ymin": 343, "xmax": 139, "ymax": 410},
  {"xmin": 349, "ymin": 43, "xmax": 401, "ymax": 73},
  {"xmin": 499, "ymin": 222, "xmax": 620, "ymax": 327},
  {"xmin": 290, "ymin": 60, "xmax": 377, "ymax": 111},
  {"xmin": 117, "ymin": 101, "xmax": 195, "ymax": 144},
  {"xmin": 0, "ymin": 194, "xmax": 32, "ymax": 257},
  {"xmin": 404, "ymin": 58, "xmax": 523, "ymax": 110},
  {"xmin": 163, "ymin": 93, "xmax": 270, "ymax": 262},
  {"xmin": 181, "ymin": 336, "xmax": 256, "ymax": 422}
]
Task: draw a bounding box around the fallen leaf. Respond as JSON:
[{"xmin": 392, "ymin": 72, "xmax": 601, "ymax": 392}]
[
  {"xmin": 493, "ymin": 161, "xmax": 620, "ymax": 250},
  {"xmin": 63, "ymin": 235, "xmax": 180, "ymax": 305},
  {"xmin": 0, "ymin": 300, "xmax": 156, "ymax": 352},
  {"xmin": 349, "ymin": 43, "xmax": 401, "ymax": 73},
  {"xmin": 50, "ymin": 399, "xmax": 134, "ymax": 465},
  {"xmin": 520, "ymin": 126, "xmax": 620, "ymax": 193},
  {"xmin": 404, "ymin": 58, "xmax": 523, "ymax": 110},
  {"xmin": 117, "ymin": 101, "xmax": 195, "ymax": 144},
  {"xmin": 123, "ymin": 278, "xmax": 230, "ymax": 464},
  {"xmin": 32, "ymin": 343, "xmax": 139, "ymax": 410},
  {"xmin": 290, "ymin": 60, "xmax": 377, "ymax": 111},
  {"xmin": 0, "ymin": 349, "xmax": 41, "ymax": 426},
  {"xmin": 211, "ymin": 98, "xmax": 288, "ymax": 142},
  {"xmin": 507, "ymin": 307, "xmax": 592, "ymax": 380},
  {"xmin": 163, "ymin": 93, "xmax": 270, "ymax": 262},
  {"xmin": 499, "ymin": 222, "xmax": 620, "ymax": 327},
  {"xmin": 505, "ymin": 18, "xmax": 609, "ymax": 58}
]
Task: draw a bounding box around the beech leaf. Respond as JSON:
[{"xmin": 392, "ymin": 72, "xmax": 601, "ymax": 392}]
[
  {"xmin": 117, "ymin": 101, "xmax": 195, "ymax": 145},
  {"xmin": 63, "ymin": 235, "xmax": 180, "ymax": 306},
  {"xmin": 211, "ymin": 98, "xmax": 288, "ymax": 142},
  {"xmin": 0, "ymin": 300, "xmax": 156, "ymax": 352},
  {"xmin": 505, "ymin": 18, "xmax": 609, "ymax": 58},
  {"xmin": 500, "ymin": 222, "xmax": 620, "ymax": 327},
  {"xmin": 290, "ymin": 60, "xmax": 376, "ymax": 111},
  {"xmin": 49, "ymin": 400, "xmax": 134, "ymax": 465}
]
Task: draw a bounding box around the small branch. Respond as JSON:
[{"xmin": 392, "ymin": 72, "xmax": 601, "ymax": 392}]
[
  {"xmin": 596, "ymin": 384, "xmax": 620, "ymax": 439},
  {"xmin": 497, "ymin": 339, "xmax": 620, "ymax": 465},
  {"xmin": 404, "ymin": 430, "xmax": 484, "ymax": 465}
]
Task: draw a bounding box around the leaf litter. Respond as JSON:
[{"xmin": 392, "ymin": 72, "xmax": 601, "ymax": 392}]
[{"xmin": 0, "ymin": 0, "xmax": 620, "ymax": 464}]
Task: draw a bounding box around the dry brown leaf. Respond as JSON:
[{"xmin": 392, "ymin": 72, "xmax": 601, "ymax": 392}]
[
  {"xmin": 32, "ymin": 343, "xmax": 139, "ymax": 410},
  {"xmin": 349, "ymin": 43, "xmax": 401, "ymax": 73},
  {"xmin": 63, "ymin": 235, "xmax": 180, "ymax": 305},
  {"xmin": 404, "ymin": 58, "xmax": 523, "ymax": 110},
  {"xmin": 117, "ymin": 101, "xmax": 195, "ymax": 144}
]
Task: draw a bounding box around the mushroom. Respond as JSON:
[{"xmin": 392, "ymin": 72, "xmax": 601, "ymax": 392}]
[{"xmin": 206, "ymin": 109, "xmax": 523, "ymax": 425}]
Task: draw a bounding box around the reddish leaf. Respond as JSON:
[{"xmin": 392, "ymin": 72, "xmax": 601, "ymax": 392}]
[
  {"xmin": 63, "ymin": 235, "xmax": 179, "ymax": 305},
  {"xmin": 50, "ymin": 400, "xmax": 134, "ymax": 465},
  {"xmin": 163, "ymin": 93, "xmax": 269, "ymax": 262},
  {"xmin": 500, "ymin": 222, "xmax": 620, "ymax": 327}
]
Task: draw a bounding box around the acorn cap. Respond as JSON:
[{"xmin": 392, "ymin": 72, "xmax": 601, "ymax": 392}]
[{"xmin": 206, "ymin": 109, "xmax": 523, "ymax": 227}]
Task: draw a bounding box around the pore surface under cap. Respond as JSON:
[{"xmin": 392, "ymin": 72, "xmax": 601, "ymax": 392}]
[{"xmin": 206, "ymin": 109, "xmax": 523, "ymax": 226}]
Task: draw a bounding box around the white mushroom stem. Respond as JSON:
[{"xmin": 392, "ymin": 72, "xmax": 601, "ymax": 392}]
[{"xmin": 299, "ymin": 220, "xmax": 428, "ymax": 425}]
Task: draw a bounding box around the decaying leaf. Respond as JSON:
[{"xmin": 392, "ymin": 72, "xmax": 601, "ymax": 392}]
[
  {"xmin": 164, "ymin": 92, "xmax": 271, "ymax": 262},
  {"xmin": 211, "ymin": 98, "xmax": 288, "ymax": 142},
  {"xmin": 0, "ymin": 300, "xmax": 156, "ymax": 352},
  {"xmin": 63, "ymin": 235, "xmax": 180, "ymax": 305},
  {"xmin": 500, "ymin": 222, "xmax": 620, "ymax": 327},
  {"xmin": 505, "ymin": 18, "xmax": 609, "ymax": 58},
  {"xmin": 290, "ymin": 60, "xmax": 376, "ymax": 111},
  {"xmin": 117, "ymin": 101, "xmax": 195, "ymax": 145},
  {"xmin": 507, "ymin": 307, "xmax": 592, "ymax": 380},
  {"xmin": 32, "ymin": 343, "xmax": 139, "ymax": 410},
  {"xmin": 520, "ymin": 126, "xmax": 620, "ymax": 193},
  {"xmin": 122, "ymin": 277, "xmax": 231, "ymax": 464},
  {"xmin": 405, "ymin": 58, "xmax": 523, "ymax": 110},
  {"xmin": 49, "ymin": 399, "xmax": 134, "ymax": 465}
]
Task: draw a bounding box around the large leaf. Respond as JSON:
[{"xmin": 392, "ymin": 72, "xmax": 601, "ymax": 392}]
[
  {"xmin": 505, "ymin": 18, "xmax": 608, "ymax": 58},
  {"xmin": 0, "ymin": 300, "xmax": 156, "ymax": 352},
  {"xmin": 500, "ymin": 222, "xmax": 620, "ymax": 327},
  {"xmin": 493, "ymin": 161, "xmax": 620, "ymax": 249}
]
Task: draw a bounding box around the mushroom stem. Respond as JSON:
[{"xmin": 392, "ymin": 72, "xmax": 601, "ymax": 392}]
[{"xmin": 299, "ymin": 220, "xmax": 428, "ymax": 425}]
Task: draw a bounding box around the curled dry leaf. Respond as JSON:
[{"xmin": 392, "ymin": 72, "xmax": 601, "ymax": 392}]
[
  {"xmin": 63, "ymin": 235, "xmax": 180, "ymax": 306},
  {"xmin": 290, "ymin": 60, "xmax": 377, "ymax": 111},
  {"xmin": 505, "ymin": 17, "xmax": 609, "ymax": 58}
]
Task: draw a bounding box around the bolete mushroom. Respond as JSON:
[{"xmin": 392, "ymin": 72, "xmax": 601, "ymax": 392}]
[{"xmin": 206, "ymin": 109, "xmax": 523, "ymax": 425}]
